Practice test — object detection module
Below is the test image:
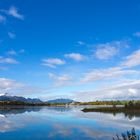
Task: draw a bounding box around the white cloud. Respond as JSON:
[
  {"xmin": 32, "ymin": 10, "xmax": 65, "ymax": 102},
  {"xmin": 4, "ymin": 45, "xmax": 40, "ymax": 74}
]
[
  {"xmin": 0, "ymin": 77, "xmax": 46, "ymax": 97},
  {"xmin": 121, "ymin": 49, "xmax": 140, "ymax": 68},
  {"xmin": 73, "ymin": 79, "xmax": 140, "ymax": 101},
  {"xmin": 0, "ymin": 15, "xmax": 6, "ymax": 23},
  {"xmin": 81, "ymin": 67, "xmax": 139, "ymax": 83},
  {"xmin": 0, "ymin": 78, "xmax": 23, "ymax": 92},
  {"xmin": 48, "ymin": 73, "xmax": 72, "ymax": 87},
  {"xmin": 42, "ymin": 58, "xmax": 65, "ymax": 68},
  {"xmin": 1, "ymin": 6, "xmax": 24, "ymax": 20},
  {"xmin": 95, "ymin": 46, "xmax": 118, "ymax": 60},
  {"xmin": 7, "ymin": 6, "xmax": 23, "ymax": 20},
  {"xmin": 64, "ymin": 53, "xmax": 86, "ymax": 61},
  {"xmin": 94, "ymin": 41, "xmax": 128, "ymax": 60},
  {"xmin": 0, "ymin": 57, "xmax": 19, "ymax": 64},
  {"xmin": 8, "ymin": 32, "xmax": 16, "ymax": 39}
]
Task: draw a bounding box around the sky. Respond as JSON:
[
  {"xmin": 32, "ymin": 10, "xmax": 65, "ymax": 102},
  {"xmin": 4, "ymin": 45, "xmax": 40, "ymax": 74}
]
[{"xmin": 0, "ymin": 0, "xmax": 140, "ymax": 101}]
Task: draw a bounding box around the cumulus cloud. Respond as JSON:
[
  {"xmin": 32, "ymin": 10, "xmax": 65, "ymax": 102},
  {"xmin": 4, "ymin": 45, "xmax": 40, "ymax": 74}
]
[
  {"xmin": 64, "ymin": 53, "xmax": 86, "ymax": 61},
  {"xmin": 121, "ymin": 49, "xmax": 140, "ymax": 68},
  {"xmin": 1, "ymin": 6, "xmax": 24, "ymax": 20},
  {"xmin": 94, "ymin": 41, "xmax": 128, "ymax": 60},
  {"xmin": 0, "ymin": 57, "xmax": 19, "ymax": 64},
  {"xmin": 81, "ymin": 67, "xmax": 139, "ymax": 83},
  {"xmin": 42, "ymin": 58, "xmax": 65, "ymax": 68}
]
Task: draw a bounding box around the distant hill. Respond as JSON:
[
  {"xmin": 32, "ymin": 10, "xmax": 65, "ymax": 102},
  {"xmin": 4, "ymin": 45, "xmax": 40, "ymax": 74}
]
[
  {"xmin": 47, "ymin": 99, "xmax": 74, "ymax": 104},
  {"xmin": 0, "ymin": 95, "xmax": 42, "ymax": 104}
]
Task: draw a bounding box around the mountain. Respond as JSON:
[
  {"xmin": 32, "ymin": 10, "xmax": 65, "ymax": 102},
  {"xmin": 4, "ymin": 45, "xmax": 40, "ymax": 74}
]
[
  {"xmin": 47, "ymin": 99, "xmax": 74, "ymax": 104},
  {"xmin": 0, "ymin": 94, "xmax": 42, "ymax": 104},
  {"xmin": 0, "ymin": 94, "xmax": 74, "ymax": 104}
]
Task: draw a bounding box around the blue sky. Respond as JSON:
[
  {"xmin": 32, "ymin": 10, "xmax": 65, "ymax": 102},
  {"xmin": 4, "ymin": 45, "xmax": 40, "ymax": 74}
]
[{"xmin": 0, "ymin": 0, "xmax": 140, "ymax": 101}]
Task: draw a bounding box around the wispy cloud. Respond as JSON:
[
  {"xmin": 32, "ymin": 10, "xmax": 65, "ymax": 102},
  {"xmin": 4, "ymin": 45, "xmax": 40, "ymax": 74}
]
[
  {"xmin": 64, "ymin": 53, "xmax": 86, "ymax": 61},
  {"xmin": 77, "ymin": 41, "xmax": 86, "ymax": 46},
  {"xmin": 8, "ymin": 32, "xmax": 16, "ymax": 39},
  {"xmin": 95, "ymin": 45, "xmax": 118, "ymax": 60},
  {"xmin": 7, "ymin": 49, "xmax": 25, "ymax": 56},
  {"xmin": 7, "ymin": 50, "xmax": 17, "ymax": 56},
  {"xmin": 1, "ymin": 6, "xmax": 24, "ymax": 20},
  {"xmin": 42, "ymin": 58, "xmax": 65, "ymax": 68},
  {"xmin": 0, "ymin": 6, "xmax": 24, "ymax": 42},
  {"xmin": 81, "ymin": 67, "xmax": 139, "ymax": 83},
  {"xmin": 94, "ymin": 41, "xmax": 129, "ymax": 60},
  {"xmin": 48, "ymin": 73, "xmax": 72, "ymax": 87},
  {"xmin": 0, "ymin": 57, "xmax": 19, "ymax": 64},
  {"xmin": 121, "ymin": 49, "xmax": 140, "ymax": 68},
  {"xmin": 133, "ymin": 32, "xmax": 140, "ymax": 37},
  {"xmin": 0, "ymin": 77, "xmax": 46, "ymax": 97},
  {"xmin": 73, "ymin": 79, "xmax": 140, "ymax": 101},
  {"xmin": 0, "ymin": 78, "xmax": 23, "ymax": 92}
]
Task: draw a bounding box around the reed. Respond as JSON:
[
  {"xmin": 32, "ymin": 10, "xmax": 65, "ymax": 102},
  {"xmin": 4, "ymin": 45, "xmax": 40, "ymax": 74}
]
[{"xmin": 113, "ymin": 128, "xmax": 139, "ymax": 140}]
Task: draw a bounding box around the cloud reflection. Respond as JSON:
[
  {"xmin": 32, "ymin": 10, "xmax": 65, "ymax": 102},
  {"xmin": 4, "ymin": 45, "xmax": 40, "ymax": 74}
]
[{"xmin": 0, "ymin": 106, "xmax": 139, "ymax": 140}]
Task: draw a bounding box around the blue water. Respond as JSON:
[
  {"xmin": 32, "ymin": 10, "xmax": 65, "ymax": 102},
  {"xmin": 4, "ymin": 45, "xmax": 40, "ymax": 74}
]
[{"xmin": 0, "ymin": 106, "xmax": 139, "ymax": 140}]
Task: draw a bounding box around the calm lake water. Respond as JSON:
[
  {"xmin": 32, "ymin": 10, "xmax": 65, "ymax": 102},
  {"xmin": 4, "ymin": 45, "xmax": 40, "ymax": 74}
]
[{"xmin": 0, "ymin": 106, "xmax": 140, "ymax": 140}]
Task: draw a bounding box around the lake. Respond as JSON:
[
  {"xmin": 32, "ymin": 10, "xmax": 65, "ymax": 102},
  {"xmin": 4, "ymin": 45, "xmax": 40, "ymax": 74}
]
[{"xmin": 0, "ymin": 106, "xmax": 140, "ymax": 140}]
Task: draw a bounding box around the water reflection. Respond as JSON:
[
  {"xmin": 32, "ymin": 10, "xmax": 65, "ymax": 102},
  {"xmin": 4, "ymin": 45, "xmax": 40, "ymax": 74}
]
[
  {"xmin": 113, "ymin": 111, "xmax": 140, "ymax": 120},
  {"xmin": 0, "ymin": 106, "xmax": 139, "ymax": 140},
  {"xmin": 87, "ymin": 110, "xmax": 140, "ymax": 120},
  {"xmin": 45, "ymin": 106, "xmax": 72, "ymax": 112},
  {"xmin": 0, "ymin": 106, "xmax": 42, "ymax": 115}
]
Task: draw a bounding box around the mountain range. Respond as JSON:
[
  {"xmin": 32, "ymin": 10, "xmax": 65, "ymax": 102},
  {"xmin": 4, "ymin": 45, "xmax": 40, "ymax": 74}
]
[
  {"xmin": 0, "ymin": 95, "xmax": 42, "ymax": 104},
  {"xmin": 0, "ymin": 94, "xmax": 74, "ymax": 104}
]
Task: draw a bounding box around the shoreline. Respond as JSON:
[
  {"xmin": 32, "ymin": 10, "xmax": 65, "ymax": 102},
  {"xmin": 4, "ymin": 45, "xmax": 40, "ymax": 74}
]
[{"xmin": 82, "ymin": 106, "xmax": 140, "ymax": 113}]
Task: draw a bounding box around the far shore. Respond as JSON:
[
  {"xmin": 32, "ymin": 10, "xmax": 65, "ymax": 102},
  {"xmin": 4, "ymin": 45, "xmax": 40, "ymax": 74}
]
[
  {"xmin": 82, "ymin": 106, "xmax": 140, "ymax": 113},
  {"xmin": 0, "ymin": 100, "xmax": 140, "ymax": 109}
]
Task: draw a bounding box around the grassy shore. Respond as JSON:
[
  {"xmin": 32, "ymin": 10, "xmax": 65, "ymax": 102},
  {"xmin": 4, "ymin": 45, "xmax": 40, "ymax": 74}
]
[
  {"xmin": 0, "ymin": 101, "xmax": 72, "ymax": 106},
  {"xmin": 82, "ymin": 101, "xmax": 140, "ymax": 113},
  {"xmin": 82, "ymin": 107, "xmax": 140, "ymax": 113}
]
